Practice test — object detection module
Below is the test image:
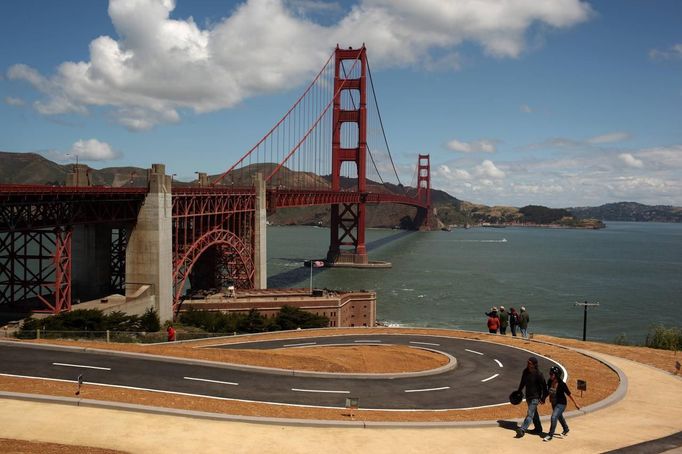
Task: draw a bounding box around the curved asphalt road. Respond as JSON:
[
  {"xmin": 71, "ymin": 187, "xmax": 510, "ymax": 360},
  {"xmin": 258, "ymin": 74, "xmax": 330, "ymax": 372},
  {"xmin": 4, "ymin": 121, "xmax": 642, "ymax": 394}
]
[{"xmin": 0, "ymin": 335, "xmax": 561, "ymax": 410}]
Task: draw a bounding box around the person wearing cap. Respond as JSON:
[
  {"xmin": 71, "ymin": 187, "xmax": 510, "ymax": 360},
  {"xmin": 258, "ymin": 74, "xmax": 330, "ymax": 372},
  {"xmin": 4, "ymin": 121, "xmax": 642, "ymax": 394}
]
[
  {"xmin": 519, "ymin": 306, "xmax": 530, "ymax": 338},
  {"xmin": 515, "ymin": 356, "xmax": 548, "ymax": 438},
  {"xmin": 498, "ymin": 305, "xmax": 509, "ymax": 335}
]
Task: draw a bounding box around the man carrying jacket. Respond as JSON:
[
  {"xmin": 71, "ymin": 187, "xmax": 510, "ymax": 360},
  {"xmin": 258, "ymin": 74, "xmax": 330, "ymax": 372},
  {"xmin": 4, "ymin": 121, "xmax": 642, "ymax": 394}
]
[{"xmin": 515, "ymin": 356, "xmax": 548, "ymax": 438}]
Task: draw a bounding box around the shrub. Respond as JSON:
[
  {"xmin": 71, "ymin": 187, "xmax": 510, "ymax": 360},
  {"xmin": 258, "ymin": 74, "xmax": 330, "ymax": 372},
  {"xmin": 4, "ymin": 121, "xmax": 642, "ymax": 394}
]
[
  {"xmin": 645, "ymin": 325, "xmax": 682, "ymax": 351},
  {"xmin": 139, "ymin": 307, "xmax": 161, "ymax": 332}
]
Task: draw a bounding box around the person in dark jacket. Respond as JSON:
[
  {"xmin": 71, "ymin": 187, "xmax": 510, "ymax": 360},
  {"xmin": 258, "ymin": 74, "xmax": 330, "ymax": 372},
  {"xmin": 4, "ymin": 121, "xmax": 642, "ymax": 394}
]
[
  {"xmin": 498, "ymin": 306, "xmax": 509, "ymax": 335},
  {"xmin": 509, "ymin": 307, "xmax": 519, "ymax": 336},
  {"xmin": 543, "ymin": 366, "xmax": 581, "ymax": 441},
  {"xmin": 519, "ymin": 306, "xmax": 530, "ymax": 338},
  {"xmin": 515, "ymin": 356, "xmax": 548, "ymax": 438}
]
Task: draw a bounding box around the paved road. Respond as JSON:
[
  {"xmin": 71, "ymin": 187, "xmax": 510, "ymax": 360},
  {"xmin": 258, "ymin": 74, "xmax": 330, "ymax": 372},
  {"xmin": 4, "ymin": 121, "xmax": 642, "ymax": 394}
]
[{"xmin": 0, "ymin": 335, "xmax": 561, "ymax": 410}]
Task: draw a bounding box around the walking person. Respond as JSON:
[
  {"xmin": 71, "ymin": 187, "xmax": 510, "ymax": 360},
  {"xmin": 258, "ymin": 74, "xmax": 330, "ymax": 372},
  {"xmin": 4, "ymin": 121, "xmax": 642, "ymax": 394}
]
[
  {"xmin": 499, "ymin": 306, "xmax": 509, "ymax": 335},
  {"xmin": 485, "ymin": 307, "xmax": 499, "ymax": 334},
  {"xmin": 509, "ymin": 307, "xmax": 519, "ymax": 337},
  {"xmin": 519, "ymin": 306, "xmax": 530, "ymax": 338},
  {"xmin": 515, "ymin": 356, "xmax": 547, "ymax": 438},
  {"xmin": 543, "ymin": 366, "xmax": 580, "ymax": 442}
]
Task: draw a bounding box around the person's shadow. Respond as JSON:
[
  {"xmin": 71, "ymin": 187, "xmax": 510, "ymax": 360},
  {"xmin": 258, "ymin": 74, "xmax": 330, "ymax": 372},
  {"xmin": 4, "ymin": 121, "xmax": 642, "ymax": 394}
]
[{"xmin": 497, "ymin": 419, "xmax": 519, "ymax": 432}]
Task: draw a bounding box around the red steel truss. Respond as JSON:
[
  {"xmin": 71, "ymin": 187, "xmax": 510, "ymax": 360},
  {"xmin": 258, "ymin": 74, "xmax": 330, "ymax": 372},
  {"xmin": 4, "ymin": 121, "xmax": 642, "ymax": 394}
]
[
  {"xmin": 171, "ymin": 188, "xmax": 256, "ymax": 314},
  {"xmin": 0, "ymin": 228, "xmax": 72, "ymax": 313}
]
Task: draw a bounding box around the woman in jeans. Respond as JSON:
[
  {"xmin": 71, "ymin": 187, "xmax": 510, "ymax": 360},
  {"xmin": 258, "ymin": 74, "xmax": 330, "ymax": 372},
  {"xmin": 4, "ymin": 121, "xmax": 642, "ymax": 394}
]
[{"xmin": 544, "ymin": 366, "xmax": 581, "ymax": 441}]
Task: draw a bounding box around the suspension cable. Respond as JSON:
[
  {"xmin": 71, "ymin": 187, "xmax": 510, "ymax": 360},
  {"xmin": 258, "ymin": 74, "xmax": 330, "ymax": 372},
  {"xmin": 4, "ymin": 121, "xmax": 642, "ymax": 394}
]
[
  {"xmin": 210, "ymin": 49, "xmax": 336, "ymax": 186},
  {"xmin": 366, "ymin": 56, "xmax": 405, "ymax": 193}
]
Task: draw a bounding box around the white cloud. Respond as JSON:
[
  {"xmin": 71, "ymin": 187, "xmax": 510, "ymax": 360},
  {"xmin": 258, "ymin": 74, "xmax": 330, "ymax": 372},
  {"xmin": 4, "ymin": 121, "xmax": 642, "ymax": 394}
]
[
  {"xmin": 437, "ymin": 164, "xmax": 471, "ymax": 180},
  {"xmin": 649, "ymin": 43, "xmax": 682, "ymax": 60},
  {"xmin": 587, "ymin": 131, "xmax": 631, "ymax": 144},
  {"xmin": 619, "ymin": 153, "xmax": 643, "ymax": 168},
  {"xmin": 446, "ymin": 138, "xmax": 497, "ymax": 153},
  {"xmin": 4, "ymin": 96, "xmax": 25, "ymax": 107},
  {"xmin": 475, "ymin": 159, "xmax": 505, "ymax": 179},
  {"xmin": 69, "ymin": 139, "xmax": 122, "ymax": 161},
  {"xmin": 6, "ymin": 0, "xmax": 593, "ymax": 130},
  {"xmin": 520, "ymin": 104, "xmax": 533, "ymax": 113}
]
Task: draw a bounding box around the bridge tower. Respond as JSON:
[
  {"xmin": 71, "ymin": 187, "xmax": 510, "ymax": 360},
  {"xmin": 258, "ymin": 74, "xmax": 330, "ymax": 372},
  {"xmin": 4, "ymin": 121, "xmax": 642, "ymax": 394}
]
[
  {"xmin": 327, "ymin": 45, "xmax": 369, "ymax": 265},
  {"xmin": 414, "ymin": 154, "xmax": 434, "ymax": 231}
]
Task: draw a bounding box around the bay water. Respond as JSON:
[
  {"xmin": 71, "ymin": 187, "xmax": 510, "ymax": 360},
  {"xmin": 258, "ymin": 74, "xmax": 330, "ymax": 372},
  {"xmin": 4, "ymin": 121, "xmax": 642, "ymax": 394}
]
[{"xmin": 267, "ymin": 222, "xmax": 682, "ymax": 344}]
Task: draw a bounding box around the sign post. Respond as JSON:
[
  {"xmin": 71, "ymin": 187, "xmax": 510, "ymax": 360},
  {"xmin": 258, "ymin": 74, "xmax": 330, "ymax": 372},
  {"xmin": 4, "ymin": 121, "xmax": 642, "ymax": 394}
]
[
  {"xmin": 345, "ymin": 397, "xmax": 359, "ymax": 420},
  {"xmin": 575, "ymin": 301, "xmax": 599, "ymax": 341}
]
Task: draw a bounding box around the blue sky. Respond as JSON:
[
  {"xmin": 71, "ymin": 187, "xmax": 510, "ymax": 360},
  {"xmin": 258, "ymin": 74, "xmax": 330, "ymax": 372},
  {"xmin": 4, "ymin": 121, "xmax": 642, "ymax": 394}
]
[{"xmin": 1, "ymin": 0, "xmax": 681, "ymax": 207}]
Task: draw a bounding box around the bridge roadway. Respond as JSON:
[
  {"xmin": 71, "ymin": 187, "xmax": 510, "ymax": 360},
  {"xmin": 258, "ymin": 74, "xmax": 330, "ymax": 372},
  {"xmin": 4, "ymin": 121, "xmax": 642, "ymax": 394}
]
[{"xmin": 0, "ymin": 334, "xmax": 561, "ymax": 410}]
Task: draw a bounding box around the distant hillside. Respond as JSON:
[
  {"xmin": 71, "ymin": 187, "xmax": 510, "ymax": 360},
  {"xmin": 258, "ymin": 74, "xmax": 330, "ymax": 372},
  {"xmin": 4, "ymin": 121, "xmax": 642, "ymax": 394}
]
[
  {"xmin": 0, "ymin": 150, "xmax": 651, "ymax": 228},
  {"xmin": 569, "ymin": 202, "xmax": 682, "ymax": 223}
]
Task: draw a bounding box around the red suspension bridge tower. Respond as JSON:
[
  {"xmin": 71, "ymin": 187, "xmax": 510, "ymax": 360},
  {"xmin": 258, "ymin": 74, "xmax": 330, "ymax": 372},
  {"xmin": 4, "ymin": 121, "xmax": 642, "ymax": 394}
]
[{"xmin": 327, "ymin": 45, "xmax": 369, "ymax": 265}]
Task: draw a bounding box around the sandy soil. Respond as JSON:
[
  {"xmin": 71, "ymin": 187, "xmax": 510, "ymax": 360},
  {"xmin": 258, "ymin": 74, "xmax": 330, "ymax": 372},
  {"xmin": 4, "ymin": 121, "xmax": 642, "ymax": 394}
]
[{"xmin": 2, "ymin": 327, "xmax": 680, "ymax": 453}]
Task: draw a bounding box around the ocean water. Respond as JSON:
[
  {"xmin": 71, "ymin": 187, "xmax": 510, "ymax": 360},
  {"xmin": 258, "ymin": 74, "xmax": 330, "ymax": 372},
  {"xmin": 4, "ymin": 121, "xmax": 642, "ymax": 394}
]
[{"xmin": 266, "ymin": 222, "xmax": 682, "ymax": 344}]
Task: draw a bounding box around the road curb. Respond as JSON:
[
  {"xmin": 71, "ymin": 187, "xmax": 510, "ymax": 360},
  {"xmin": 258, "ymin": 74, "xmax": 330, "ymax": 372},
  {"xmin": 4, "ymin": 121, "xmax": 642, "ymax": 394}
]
[{"xmin": 0, "ymin": 333, "xmax": 628, "ymax": 428}]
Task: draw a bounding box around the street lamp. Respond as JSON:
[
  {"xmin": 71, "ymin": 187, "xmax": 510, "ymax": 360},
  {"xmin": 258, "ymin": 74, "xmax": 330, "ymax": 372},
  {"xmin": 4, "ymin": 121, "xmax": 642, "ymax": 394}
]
[{"xmin": 575, "ymin": 301, "xmax": 599, "ymax": 341}]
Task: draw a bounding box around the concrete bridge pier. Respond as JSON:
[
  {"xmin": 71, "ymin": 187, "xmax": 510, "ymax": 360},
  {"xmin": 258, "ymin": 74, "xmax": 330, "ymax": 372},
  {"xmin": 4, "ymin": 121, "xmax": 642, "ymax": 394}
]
[
  {"xmin": 125, "ymin": 164, "xmax": 173, "ymax": 323},
  {"xmin": 254, "ymin": 173, "xmax": 267, "ymax": 289}
]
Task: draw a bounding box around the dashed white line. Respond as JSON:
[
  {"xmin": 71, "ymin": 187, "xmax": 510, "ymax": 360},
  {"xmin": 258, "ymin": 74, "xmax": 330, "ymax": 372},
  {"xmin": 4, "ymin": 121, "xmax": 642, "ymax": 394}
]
[
  {"xmin": 52, "ymin": 362, "xmax": 111, "ymax": 371},
  {"xmin": 494, "ymin": 359, "xmax": 504, "ymax": 368},
  {"xmin": 481, "ymin": 374, "xmax": 499, "ymax": 382},
  {"xmin": 291, "ymin": 388, "xmax": 350, "ymax": 394},
  {"xmin": 283, "ymin": 342, "xmax": 317, "ymax": 347},
  {"xmin": 184, "ymin": 376, "xmax": 238, "ymax": 386},
  {"xmin": 353, "ymin": 340, "xmax": 382, "ymax": 343},
  {"xmin": 404, "ymin": 386, "xmax": 450, "ymax": 393},
  {"xmin": 409, "ymin": 341, "xmax": 440, "ymax": 347},
  {"xmin": 465, "ymin": 349, "xmax": 484, "ymax": 355}
]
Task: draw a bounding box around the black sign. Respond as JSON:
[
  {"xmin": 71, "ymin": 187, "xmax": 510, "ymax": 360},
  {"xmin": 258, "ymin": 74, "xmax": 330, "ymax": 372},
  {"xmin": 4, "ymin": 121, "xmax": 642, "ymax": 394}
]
[{"xmin": 577, "ymin": 379, "xmax": 587, "ymax": 391}]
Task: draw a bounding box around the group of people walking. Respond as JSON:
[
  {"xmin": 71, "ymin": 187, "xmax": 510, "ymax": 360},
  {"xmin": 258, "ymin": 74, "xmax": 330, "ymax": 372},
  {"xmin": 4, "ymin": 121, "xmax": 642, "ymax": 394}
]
[
  {"xmin": 515, "ymin": 356, "xmax": 581, "ymax": 442},
  {"xmin": 485, "ymin": 305, "xmax": 530, "ymax": 337}
]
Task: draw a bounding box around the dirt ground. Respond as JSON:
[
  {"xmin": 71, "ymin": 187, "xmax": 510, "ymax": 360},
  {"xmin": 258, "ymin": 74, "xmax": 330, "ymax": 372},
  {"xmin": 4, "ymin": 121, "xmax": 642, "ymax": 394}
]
[{"xmin": 1, "ymin": 327, "xmax": 680, "ymax": 453}]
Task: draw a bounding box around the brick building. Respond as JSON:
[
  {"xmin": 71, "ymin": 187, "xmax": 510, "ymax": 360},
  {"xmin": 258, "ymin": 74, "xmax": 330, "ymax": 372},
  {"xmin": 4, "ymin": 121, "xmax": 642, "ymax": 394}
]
[{"xmin": 181, "ymin": 288, "xmax": 377, "ymax": 327}]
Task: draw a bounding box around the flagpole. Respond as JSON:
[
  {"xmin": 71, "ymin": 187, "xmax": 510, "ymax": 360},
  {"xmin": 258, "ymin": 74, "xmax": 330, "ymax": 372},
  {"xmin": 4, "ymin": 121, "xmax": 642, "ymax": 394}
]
[{"xmin": 310, "ymin": 259, "xmax": 313, "ymax": 294}]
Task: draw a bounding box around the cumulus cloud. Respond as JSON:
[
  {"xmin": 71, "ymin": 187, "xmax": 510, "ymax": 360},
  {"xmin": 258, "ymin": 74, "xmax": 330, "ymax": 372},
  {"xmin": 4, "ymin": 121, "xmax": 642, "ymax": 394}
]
[
  {"xmin": 619, "ymin": 153, "xmax": 643, "ymax": 168},
  {"xmin": 437, "ymin": 164, "xmax": 471, "ymax": 180},
  {"xmin": 6, "ymin": 0, "xmax": 593, "ymax": 130},
  {"xmin": 475, "ymin": 159, "xmax": 505, "ymax": 179},
  {"xmin": 649, "ymin": 43, "xmax": 682, "ymax": 60},
  {"xmin": 446, "ymin": 138, "xmax": 497, "ymax": 153},
  {"xmin": 68, "ymin": 139, "xmax": 122, "ymax": 161}
]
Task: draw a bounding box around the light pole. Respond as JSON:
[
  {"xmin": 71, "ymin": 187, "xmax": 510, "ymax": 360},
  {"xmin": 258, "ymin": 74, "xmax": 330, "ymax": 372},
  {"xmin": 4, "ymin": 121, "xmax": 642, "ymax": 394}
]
[
  {"xmin": 309, "ymin": 260, "xmax": 313, "ymax": 294},
  {"xmin": 575, "ymin": 301, "xmax": 599, "ymax": 341}
]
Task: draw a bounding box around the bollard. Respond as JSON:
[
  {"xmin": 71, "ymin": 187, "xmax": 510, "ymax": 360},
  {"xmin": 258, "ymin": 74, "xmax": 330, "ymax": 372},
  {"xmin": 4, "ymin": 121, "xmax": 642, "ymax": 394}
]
[
  {"xmin": 36, "ymin": 329, "xmax": 41, "ymax": 340},
  {"xmin": 106, "ymin": 330, "xmax": 110, "ymax": 343}
]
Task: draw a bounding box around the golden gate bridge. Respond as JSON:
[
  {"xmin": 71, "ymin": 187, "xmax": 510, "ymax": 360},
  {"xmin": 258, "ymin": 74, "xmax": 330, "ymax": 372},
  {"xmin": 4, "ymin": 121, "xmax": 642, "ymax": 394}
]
[{"xmin": 0, "ymin": 45, "xmax": 432, "ymax": 320}]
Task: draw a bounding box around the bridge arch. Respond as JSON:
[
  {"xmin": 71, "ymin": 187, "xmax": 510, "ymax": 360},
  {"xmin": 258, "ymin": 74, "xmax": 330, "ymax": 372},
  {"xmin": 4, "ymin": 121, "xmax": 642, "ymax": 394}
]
[{"xmin": 172, "ymin": 227, "xmax": 255, "ymax": 315}]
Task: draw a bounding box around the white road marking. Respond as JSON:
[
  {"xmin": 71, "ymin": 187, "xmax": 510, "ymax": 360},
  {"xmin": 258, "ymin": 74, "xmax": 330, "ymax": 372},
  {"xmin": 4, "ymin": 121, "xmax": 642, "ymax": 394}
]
[
  {"xmin": 291, "ymin": 388, "xmax": 350, "ymax": 394},
  {"xmin": 283, "ymin": 342, "xmax": 316, "ymax": 347},
  {"xmin": 52, "ymin": 362, "xmax": 111, "ymax": 371},
  {"xmin": 0, "ymin": 372, "xmax": 512, "ymax": 412},
  {"xmin": 353, "ymin": 340, "xmax": 381, "ymax": 343},
  {"xmin": 481, "ymin": 374, "xmax": 499, "ymax": 382},
  {"xmin": 465, "ymin": 349, "xmax": 484, "ymax": 355},
  {"xmin": 409, "ymin": 341, "xmax": 440, "ymax": 346},
  {"xmin": 184, "ymin": 376, "xmax": 238, "ymax": 386},
  {"xmin": 404, "ymin": 386, "xmax": 450, "ymax": 393},
  {"xmin": 494, "ymin": 359, "xmax": 504, "ymax": 368}
]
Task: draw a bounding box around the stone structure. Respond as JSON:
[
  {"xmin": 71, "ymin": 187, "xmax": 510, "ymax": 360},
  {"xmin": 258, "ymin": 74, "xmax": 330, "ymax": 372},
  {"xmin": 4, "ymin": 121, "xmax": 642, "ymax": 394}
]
[
  {"xmin": 182, "ymin": 289, "xmax": 377, "ymax": 328},
  {"xmin": 125, "ymin": 164, "xmax": 173, "ymax": 322}
]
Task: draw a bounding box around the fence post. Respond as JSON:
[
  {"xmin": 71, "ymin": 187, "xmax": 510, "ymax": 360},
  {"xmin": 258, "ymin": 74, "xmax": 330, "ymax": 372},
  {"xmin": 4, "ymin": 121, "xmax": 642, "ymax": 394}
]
[
  {"xmin": 36, "ymin": 329, "xmax": 41, "ymax": 340},
  {"xmin": 106, "ymin": 330, "xmax": 110, "ymax": 343}
]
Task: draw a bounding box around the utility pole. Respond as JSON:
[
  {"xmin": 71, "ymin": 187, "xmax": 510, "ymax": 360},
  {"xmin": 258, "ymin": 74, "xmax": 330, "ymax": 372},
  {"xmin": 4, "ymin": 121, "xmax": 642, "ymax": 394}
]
[{"xmin": 575, "ymin": 301, "xmax": 599, "ymax": 341}]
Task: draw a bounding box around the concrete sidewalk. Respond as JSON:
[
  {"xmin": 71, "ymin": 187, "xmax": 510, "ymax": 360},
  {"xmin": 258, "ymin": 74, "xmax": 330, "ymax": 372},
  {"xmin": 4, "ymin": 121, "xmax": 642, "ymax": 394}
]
[{"xmin": 1, "ymin": 352, "xmax": 681, "ymax": 453}]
